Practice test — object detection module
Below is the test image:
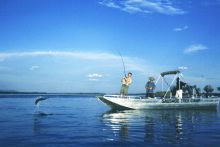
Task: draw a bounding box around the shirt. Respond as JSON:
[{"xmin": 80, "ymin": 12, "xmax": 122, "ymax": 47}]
[{"xmin": 145, "ymin": 81, "xmax": 156, "ymax": 93}]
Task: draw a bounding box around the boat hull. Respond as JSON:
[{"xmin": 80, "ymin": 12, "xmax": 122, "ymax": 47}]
[{"xmin": 97, "ymin": 95, "xmax": 219, "ymax": 110}]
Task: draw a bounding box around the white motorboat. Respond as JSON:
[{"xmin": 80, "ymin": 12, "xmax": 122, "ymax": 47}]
[
  {"xmin": 97, "ymin": 95, "xmax": 219, "ymax": 110},
  {"xmin": 97, "ymin": 70, "xmax": 220, "ymax": 110}
]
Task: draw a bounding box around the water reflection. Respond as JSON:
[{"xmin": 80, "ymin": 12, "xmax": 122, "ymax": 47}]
[
  {"xmin": 102, "ymin": 110, "xmax": 129, "ymax": 141},
  {"xmin": 33, "ymin": 112, "xmax": 53, "ymax": 134},
  {"xmin": 144, "ymin": 115, "xmax": 154, "ymax": 143},
  {"xmin": 175, "ymin": 112, "xmax": 183, "ymax": 142},
  {"xmin": 33, "ymin": 115, "xmax": 45, "ymax": 134},
  {"xmin": 101, "ymin": 109, "xmax": 218, "ymax": 144}
]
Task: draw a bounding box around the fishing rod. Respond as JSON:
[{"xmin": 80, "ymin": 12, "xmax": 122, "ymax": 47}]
[{"xmin": 117, "ymin": 50, "xmax": 126, "ymax": 77}]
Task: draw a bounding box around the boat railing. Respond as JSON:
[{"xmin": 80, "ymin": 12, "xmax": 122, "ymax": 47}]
[
  {"xmin": 103, "ymin": 95, "xmax": 142, "ymax": 99},
  {"xmin": 200, "ymin": 98, "xmax": 220, "ymax": 102},
  {"xmin": 162, "ymin": 97, "xmax": 220, "ymax": 103}
]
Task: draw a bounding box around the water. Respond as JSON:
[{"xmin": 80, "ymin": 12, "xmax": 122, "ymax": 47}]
[{"xmin": 0, "ymin": 95, "xmax": 220, "ymax": 147}]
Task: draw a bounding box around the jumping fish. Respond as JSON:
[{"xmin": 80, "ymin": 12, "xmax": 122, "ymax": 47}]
[{"xmin": 35, "ymin": 96, "xmax": 48, "ymax": 105}]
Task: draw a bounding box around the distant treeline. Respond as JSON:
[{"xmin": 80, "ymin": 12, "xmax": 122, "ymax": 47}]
[
  {"xmin": 154, "ymin": 85, "xmax": 220, "ymax": 98},
  {"xmin": 0, "ymin": 90, "xmax": 47, "ymax": 94},
  {"xmin": 0, "ymin": 90, "xmax": 104, "ymax": 96},
  {"xmin": 1, "ymin": 84, "xmax": 220, "ymax": 98},
  {"xmin": 153, "ymin": 91, "xmax": 220, "ymax": 98}
]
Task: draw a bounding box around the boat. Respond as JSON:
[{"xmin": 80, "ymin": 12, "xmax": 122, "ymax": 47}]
[
  {"xmin": 97, "ymin": 70, "xmax": 220, "ymax": 110},
  {"xmin": 97, "ymin": 95, "xmax": 219, "ymax": 110}
]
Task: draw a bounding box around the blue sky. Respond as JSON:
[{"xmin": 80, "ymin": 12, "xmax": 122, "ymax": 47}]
[{"xmin": 0, "ymin": 0, "xmax": 220, "ymax": 93}]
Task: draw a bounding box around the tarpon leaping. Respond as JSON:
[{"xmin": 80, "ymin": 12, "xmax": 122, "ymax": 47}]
[{"xmin": 35, "ymin": 96, "xmax": 48, "ymax": 105}]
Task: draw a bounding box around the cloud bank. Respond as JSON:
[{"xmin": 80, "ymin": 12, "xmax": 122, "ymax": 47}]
[
  {"xmin": 99, "ymin": 0, "xmax": 186, "ymax": 15},
  {"xmin": 0, "ymin": 51, "xmax": 119, "ymax": 61},
  {"xmin": 0, "ymin": 50, "xmax": 160, "ymax": 93},
  {"xmin": 0, "ymin": 50, "xmax": 153, "ymax": 74}
]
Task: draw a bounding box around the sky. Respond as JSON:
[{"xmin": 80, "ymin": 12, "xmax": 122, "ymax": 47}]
[{"xmin": 0, "ymin": 0, "xmax": 220, "ymax": 93}]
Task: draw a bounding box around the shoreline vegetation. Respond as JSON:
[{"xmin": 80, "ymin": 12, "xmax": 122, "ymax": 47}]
[{"xmin": 0, "ymin": 90, "xmax": 105, "ymax": 96}]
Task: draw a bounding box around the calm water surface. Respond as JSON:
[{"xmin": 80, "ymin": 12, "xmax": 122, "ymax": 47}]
[{"xmin": 0, "ymin": 95, "xmax": 220, "ymax": 147}]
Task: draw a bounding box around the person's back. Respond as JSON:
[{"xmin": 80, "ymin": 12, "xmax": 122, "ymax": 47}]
[
  {"xmin": 175, "ymin": 77, "xmax": 186, "ymax": 102},
  {"xmin": 176, "ymin": 77, "xmax": 186, "ymax": 90}
]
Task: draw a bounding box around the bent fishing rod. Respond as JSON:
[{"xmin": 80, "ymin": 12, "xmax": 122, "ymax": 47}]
[{"xmin": 118, "ymin": 51, "xmax": 126, "ymax": 77}]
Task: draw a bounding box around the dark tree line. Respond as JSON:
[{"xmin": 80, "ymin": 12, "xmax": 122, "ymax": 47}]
[
  {"xmin": 217, "ymin": 87, "xmax": 220, "ymax": 92},
  {"xmin": 203, "ymin": 85, "xmax": 214, "ymax": 98},
  {"xmin": 169, "ymin": 84, "xmax": 220, "ymax": 98}
]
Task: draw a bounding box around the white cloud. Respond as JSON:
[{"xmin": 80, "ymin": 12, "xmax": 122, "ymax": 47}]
[
  {"xmin": 99, "ymin": 0, "xmax": 185, "ymax": 15},
  {"xmin": 87, "ymin": 73, "xmax": 103, "ymax": 78},
  {"xmin": 173, "ymin": 25, "xmax": 188, "ymax": 32},
  {"xmin": 178, "ymin": 66, "xmax": 188, "ymax": 70},
  {"xmin": 87, "ymin": 73, "xmax": 104, "ymax": 81},
  {"xmin": 30, "ymin": 65, "xmax": 39, "ymax": 71},
  {"xmin": 184, "ymin": 44, "xmax": 208, "ymax": 54}
]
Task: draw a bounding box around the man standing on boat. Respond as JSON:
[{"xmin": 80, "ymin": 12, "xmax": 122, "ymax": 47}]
[
  {"xmin": 120, "ymin": 72, "xmax": 132, "ymax": 96},
  {"xmin": 145, "ymin": 77, "xmax": 156, "ymax": 98},
  {"xmin": 175, "ymin": 77, "xmax": 186, "ymax": 102}
]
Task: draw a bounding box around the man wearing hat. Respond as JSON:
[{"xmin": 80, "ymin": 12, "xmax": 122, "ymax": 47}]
[{"xmin": 145, "ymin": 77, "xmax": 156, "ymax": 98}]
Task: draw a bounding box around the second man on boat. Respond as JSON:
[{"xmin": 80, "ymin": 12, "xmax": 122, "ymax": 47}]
[{"xmin": 145, "ymin": 77, "xmax": 156, "ymax": 98}]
